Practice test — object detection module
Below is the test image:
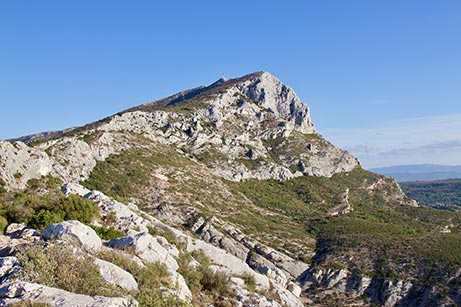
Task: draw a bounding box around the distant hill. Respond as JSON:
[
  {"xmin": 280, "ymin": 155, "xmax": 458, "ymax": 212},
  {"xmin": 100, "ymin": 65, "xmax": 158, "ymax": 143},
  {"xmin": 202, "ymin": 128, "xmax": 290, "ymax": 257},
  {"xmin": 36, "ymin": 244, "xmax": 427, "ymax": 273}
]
[
  {"xmin": 400, "ymin": 179, "xmax": 461, "ymax": 210},
  {"xmin": 369, "ymin": 164, "xmax": 461, "ymax": 182}
]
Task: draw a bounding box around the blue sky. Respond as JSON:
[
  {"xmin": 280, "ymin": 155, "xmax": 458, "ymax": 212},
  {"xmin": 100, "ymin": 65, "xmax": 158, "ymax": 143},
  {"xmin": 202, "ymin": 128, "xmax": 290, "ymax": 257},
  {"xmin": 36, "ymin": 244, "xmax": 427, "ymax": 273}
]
[{"xmin": 1, "ymin": 1, "xmax": 460, "ymax": 168}]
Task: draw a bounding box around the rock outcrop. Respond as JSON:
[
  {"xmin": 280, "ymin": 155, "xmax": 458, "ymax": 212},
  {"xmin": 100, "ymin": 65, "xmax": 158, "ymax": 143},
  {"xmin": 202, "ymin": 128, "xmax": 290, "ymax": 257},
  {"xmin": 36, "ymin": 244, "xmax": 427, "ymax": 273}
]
[
  {"xmin": 0, "ymin": 282, "xmax": 135, "ymax": 307},
  {"xmin": 42, "ymin": 220, "xmax": 102, "ymax": 254}
]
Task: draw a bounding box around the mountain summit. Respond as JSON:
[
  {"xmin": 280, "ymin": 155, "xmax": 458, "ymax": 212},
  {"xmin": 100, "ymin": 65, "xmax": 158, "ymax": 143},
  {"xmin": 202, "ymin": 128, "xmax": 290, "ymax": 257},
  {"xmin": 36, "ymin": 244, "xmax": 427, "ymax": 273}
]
[
  {"xmin": 0, "ymin": 71, "xmax": 358, "ymax": 189},
  {"xmin": 0, "ymin": 72, "xmax": 459, "ymax": 307}
]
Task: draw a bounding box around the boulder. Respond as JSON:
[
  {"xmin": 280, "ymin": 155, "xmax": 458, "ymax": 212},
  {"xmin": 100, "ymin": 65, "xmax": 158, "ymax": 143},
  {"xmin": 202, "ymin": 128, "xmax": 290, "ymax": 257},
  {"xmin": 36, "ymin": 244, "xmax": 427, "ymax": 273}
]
[
  {"xmin": 4, "ymin": 223, "xmax": 40, "ymax": 240},
  {"xmin": 93, "ymin": 258, "xmax": 138, "ymax": 292},
  {"xmin": 0, "ymin": 282, "xmax": 136, "ymax": 307},
  {"xmin": 42, "ymin": 220, "xmax": 102, "ymax": 254},
  {"xmin": 186, "ymin": 237, "xmax": 270, "ymax": 290},
  {"xmin": 106, "ymin": 232, "xmax": 178, "ymax": 271}
]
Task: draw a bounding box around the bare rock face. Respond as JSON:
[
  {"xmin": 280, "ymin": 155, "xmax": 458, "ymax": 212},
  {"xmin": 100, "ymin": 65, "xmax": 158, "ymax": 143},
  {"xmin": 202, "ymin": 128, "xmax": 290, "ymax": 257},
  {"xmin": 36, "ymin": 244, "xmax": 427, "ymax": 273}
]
[
  {"xmin": 237, "ymin": 72, "xmax": 315, "ymax": 134},
  {"xmin": 0, "ymin": 141, "xmax": 52, "ymax": 189},
  {"xmin": 42, "ymin": 220, "xmax": 102, "ymax": 254},
  {"xmin": 0, "ymin": 282, "xmax": 136, "ymax": 307}
]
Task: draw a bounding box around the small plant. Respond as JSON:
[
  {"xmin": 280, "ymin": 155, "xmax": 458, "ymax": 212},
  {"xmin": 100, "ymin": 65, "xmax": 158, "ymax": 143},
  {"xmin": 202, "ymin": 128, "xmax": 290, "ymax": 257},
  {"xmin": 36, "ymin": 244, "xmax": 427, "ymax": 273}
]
[{"xmin": 241, "ymin": 273, "xmax": 256, "ymax": 292}]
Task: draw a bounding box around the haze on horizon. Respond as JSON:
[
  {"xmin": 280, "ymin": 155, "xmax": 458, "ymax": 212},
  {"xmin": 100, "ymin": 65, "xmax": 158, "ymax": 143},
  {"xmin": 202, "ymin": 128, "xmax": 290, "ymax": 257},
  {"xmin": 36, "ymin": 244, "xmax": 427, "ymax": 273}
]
[{"xmin": 1, "ymin": 1, "xmax": 460, "ymax": 168}]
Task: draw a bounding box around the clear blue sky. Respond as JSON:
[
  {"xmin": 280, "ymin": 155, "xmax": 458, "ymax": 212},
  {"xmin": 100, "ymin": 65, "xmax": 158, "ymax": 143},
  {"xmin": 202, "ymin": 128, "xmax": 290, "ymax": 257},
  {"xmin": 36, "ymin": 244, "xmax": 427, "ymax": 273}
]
[{"xmin": 1, "ymin": 1, "xmax": 460, "ymax": 168}]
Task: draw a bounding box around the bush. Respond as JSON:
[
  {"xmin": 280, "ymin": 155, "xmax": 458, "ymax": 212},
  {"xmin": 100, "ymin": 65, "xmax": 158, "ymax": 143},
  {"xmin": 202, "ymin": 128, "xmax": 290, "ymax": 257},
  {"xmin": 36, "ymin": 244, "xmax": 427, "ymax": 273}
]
[
  {"xmin": 17, "ymin": 244, "xmax": 120, "ymax": 297},
  {"xmin": 53, "ymin": 194, "xmax": 99, "ymax": 224},
  {"xmin": 241, "ymin": 273, "xmax": 256, "ymax": 292},
  {"xmin": 178, "ymin": 250, "xmax": 231, "ymax": 300},
  {"xmin": 29, "ymin": 209, "xmax": 63, "ymax": 230},
  {"xmin": 91, "ymin": 225, "xmax": 125, "ymax": 241},
  {"xmin": 200, "ymin": 268, "xmax": 230, "ymax": 296},
  {"xmin": 0, "ymin": 216, "xmax": 8, "ymax": 234},
  {"xmin": 0, "ymin": 193, "xmax": 99, "ymax": 230},
  {"xmin": 26, "ymin": 178, "xmax": 41, "ymax": 189}
]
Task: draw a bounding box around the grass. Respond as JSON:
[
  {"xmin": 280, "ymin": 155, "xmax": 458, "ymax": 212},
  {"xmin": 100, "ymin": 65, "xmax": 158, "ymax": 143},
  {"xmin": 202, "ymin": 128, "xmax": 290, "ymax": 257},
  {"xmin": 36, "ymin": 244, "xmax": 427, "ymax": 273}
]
[{"xmin": 82, "ymin": 147, "xmax": 189, "ymax": 203}]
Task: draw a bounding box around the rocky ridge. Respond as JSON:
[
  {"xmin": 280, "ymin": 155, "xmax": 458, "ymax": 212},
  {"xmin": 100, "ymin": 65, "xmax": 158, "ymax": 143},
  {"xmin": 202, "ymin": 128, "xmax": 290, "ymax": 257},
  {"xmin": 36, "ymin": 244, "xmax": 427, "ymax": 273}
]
[
  {"xmin": 0, "ymin": 71, "xmax": 358, "ymax": 190},
  {"xmin": 0, "ymin": 71, "xmax": 458, "ymax": 306}
]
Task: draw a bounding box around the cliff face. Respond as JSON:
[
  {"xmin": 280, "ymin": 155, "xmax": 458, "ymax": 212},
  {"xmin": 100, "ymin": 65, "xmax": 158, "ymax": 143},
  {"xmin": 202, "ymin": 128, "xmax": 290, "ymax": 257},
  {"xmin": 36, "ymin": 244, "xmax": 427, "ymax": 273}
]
[{"xmin": 0, "ymin": 72, "xmax": 458, "ymax": 307}]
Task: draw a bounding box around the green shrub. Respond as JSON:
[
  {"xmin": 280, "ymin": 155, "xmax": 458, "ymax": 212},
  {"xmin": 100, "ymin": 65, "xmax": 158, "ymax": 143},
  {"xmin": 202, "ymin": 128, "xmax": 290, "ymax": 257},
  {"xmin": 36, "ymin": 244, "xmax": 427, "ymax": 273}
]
[
  {"xmin": 29, "ymin": 209, "xmax": 63, "ymax": 230},
  {"xmin": 0, "ymin": 193, "xmax": 99, "ymax": 229},
  {"xmin": 0, "ymin": 216, "xmax": 8, "ymax": 234},
  {"xmin": 200, "ymin": 268, "xmax": 230, "ymax": 296},
  {"xmin": 91, "ymin": 225, "xmax": 125, "ymax": 241},
  {"xmin": 53, "ymin": 194, "xmax": 99, "ymax": 224},
  {"xmin": 241, "ymin": 273, "xmax": 256, "ymax": 292},
  {"xmin": 17, "ymin": 244, "xmax": 120, "ymax": 297},
  {"xmin": 178, "ymin": 250, "xmax": 231, "ymax": 300},
  {"xmin": 26, "ymin": 178, "xmax": 41, "ymax": 189}
]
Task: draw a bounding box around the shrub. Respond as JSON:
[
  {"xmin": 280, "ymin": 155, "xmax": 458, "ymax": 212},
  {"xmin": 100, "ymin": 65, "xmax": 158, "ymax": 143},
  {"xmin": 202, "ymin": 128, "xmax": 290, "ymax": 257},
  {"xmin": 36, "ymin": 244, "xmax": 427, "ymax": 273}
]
[
  {"xmin": 241, "ymin": 273, "xmax": 256, "ymax": 292},
  {"xmin": 0, "ymin": 216, "xmax": 8, "ymax": 234},
  {"xmin": 26, "ymin": 178, "xmax": 41, "ymax": 189},
  {"xmin": 91, "ymin": 225, "xmax": 125, "ymax": 241},
  {"xmin": 53, "ymin": 194, "xmax": 99, "ymax": 224},
  {"xmin": 28, "ymin": 209, "xmax": 63, "ymax": 230},
  {"xmin": 17, "ymin": 244, "xmax": 120, "ymax": 297},
  {"xmin": 0, "ymin": 193, "xmax": 99, "ymax": 230},
  {"xmin": 178, "ymin": 250, "xmax": 231, "ymax": 300},
  {"xmin": 200, "ymin": 268, "xmax": 230, "ymax": 296}
]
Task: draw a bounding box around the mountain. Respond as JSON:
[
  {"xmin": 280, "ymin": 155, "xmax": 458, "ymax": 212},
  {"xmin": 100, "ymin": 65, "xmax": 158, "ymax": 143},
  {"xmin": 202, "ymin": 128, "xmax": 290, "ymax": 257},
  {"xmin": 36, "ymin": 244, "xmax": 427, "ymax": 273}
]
[
  {"xmin": 370, "ymin": 164, "xmax": 461, "ymax": 182},
  {"xmin": 1, "ymin": 71, "xmax": 461, "ymax": 307}
]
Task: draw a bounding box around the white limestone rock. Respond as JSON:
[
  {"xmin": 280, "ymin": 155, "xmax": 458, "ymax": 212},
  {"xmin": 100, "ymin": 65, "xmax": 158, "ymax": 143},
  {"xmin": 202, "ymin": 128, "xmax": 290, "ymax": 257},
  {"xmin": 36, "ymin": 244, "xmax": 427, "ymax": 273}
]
[
  {"xmin": 42, "ymin": 220, "xmax": 102, "ymax": 254},
  {"xmin": 93, "ymin": 258, "xmax": 138, "ymax": 292},
  {"xmin": 0, "ymin": 257, "xmax": 20, "ymax": 281},
  {"xmin": 382, "ymin": 280, "xmax": 412, "ymax": 307},
  {"xmin": 106, "ymin": 232, "xmax": 178, "ymax": 271},
  {"xmin": 186, "ymin": 237, "xmax": 270, "ymax": 290},
  {"xmin": 4, "ymin": 223, "xmax": 40, "ymax": 240},
  {"xmin": 0, "ymin": 282, "xmax": 136, "ymax": 307},
  {"xmin": 0, "ymin": 141, "xmax": 52, "ymax": 190}
]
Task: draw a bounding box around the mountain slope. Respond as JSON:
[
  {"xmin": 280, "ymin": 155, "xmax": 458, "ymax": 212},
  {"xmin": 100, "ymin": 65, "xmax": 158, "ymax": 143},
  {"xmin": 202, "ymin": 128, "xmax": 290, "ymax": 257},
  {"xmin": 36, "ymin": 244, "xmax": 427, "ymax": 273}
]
[{"xmin": 0, "ymin": 72, "xmax": 461, "ymax": 306}]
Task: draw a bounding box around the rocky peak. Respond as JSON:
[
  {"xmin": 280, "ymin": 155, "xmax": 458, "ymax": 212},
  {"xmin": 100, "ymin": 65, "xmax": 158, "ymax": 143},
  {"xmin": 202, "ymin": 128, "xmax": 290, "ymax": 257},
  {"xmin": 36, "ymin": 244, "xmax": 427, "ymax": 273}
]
[{"xmin": 234, "ymin": 71, "xmax": 315, "ymax": 134}]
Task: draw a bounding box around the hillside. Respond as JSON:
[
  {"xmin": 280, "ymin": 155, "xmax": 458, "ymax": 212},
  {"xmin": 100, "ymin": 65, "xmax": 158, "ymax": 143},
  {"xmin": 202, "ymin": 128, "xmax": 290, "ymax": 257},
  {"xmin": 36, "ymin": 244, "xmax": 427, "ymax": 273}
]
[
  {"xmin": 370, "ymin": 164, "xmax": 461, "ymax": 182},
  {"xmin": 0, "ymin": 72, "xmax": 461, "ymax": 306},
  {"xmin": 400, "ymin": 179, "xmax": 461, "ymax": 211}
]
